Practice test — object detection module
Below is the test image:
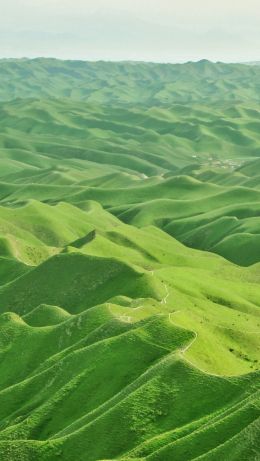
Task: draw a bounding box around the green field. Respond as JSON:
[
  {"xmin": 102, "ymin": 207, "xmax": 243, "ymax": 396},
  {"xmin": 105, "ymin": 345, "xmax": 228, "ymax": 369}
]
[{"xmin": 0, "ymin": 58, "xmax": 259, "ymax": 461}]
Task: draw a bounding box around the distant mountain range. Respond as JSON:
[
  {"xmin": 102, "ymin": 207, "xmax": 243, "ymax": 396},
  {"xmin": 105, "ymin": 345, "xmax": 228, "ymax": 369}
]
[{"xmin": 0, "ymin": 57, "xmax": 260, "ymax": 103}]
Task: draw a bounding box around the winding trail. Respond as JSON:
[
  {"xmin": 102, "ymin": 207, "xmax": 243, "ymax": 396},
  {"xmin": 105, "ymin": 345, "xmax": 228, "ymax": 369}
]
[
  {"xmin": 168, "ymin": 312, "xmax": 223, "ymax": 377},
  {"xmin": 169, "ymin": 312, "xmax": 197, "ymax": 353},
  {"xmin": 107, "ymin": 302, "xmax": 132, "ymax": 323},
  {"xmin": 161, "ymin": 283, "xmax": 170, "ymax": 305}
]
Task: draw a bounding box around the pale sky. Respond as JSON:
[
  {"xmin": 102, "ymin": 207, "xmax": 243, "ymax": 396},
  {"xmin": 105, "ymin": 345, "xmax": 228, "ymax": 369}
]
[{"xmin": 1, "ymin": 0, "xmax": 260, "ymax": 62}]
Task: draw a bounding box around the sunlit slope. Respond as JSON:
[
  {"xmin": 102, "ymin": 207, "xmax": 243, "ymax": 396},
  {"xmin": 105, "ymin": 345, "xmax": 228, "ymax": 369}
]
[
  {"xmin": 0, "ymin": 205, "xmax": 259, "ymax": 460},
  {"xmin": 0, "ymin": 200, "xmax": 259, "ymax": 376},
  {"xmin": 0, "ymin": 200, "xmax": 119, "ymax": 264}
]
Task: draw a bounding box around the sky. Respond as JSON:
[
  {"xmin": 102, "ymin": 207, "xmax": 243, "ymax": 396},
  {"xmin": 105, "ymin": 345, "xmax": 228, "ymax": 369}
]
[{"xmin": 1, "ymin": 0, "xmax": 260, "ymax": 62}]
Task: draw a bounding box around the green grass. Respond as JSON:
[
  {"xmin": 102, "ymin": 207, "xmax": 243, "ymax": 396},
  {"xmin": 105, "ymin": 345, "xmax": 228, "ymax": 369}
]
[{"xmin": 0, "ymin": 58, "xmax": 259, "ymax": 461}]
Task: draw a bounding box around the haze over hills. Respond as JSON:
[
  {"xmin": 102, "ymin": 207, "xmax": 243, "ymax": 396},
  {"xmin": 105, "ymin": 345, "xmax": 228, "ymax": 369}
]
[
  {"xmin": 1, "ymin": 58, "xmax": 260, "ymax": 103},
  {"xmin": 0, "ymin": 58, "xmax": 259, "ymax": 461}
]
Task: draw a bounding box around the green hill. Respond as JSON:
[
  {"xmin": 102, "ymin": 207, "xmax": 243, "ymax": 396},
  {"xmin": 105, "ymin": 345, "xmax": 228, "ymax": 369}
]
[{"xmin": 0, "ymin": 59, "xmax": 259, "ymax": 461}]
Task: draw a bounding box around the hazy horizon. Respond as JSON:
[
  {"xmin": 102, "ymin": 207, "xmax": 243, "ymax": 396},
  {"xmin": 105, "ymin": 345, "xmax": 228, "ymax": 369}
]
[
  {"xmin": 1, "ymin": 57, "xmax": 259, "ymax": 65},
  {"xmin": 1, "ymin": 0, "xmax": 260, "ymax": 63}
]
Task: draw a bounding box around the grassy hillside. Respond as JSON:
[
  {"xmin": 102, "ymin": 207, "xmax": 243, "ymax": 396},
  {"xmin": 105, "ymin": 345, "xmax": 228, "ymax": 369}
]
[
  {"xmin": 1, "ymin": 93, "xmax": 260, "ymax": 264},
  {"xmin": 0, "ymin": 59, "xmax": 259, "ymax": 460}
]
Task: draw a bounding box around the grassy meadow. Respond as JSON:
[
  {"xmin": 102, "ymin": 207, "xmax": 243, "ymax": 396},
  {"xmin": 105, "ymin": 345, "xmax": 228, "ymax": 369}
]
[{"xmin": 0, "ymin": 58, "xmax": 259, "ymax": 460}]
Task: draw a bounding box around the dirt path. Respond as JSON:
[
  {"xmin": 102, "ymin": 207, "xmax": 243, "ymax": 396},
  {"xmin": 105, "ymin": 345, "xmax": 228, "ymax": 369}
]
[
  {"xmin": 161, "ymin": 283, "xmax": 169, "ymax": 304},
  {"xmin": 168, "ymin": 312, "xmax": 223, "ymax": 377}
]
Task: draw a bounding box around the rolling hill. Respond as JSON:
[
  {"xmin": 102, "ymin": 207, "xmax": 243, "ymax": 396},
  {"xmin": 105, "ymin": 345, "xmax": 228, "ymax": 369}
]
[{"xmin": 0, "ymin": 58, "xmax": 259, "ymax": 461}]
